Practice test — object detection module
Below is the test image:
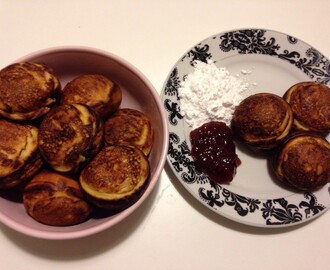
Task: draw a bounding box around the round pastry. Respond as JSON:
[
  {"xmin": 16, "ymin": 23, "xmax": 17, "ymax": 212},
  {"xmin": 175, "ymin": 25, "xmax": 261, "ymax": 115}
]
[
  {"xmin": 60, "ymin": 74, "xmax": 122, "ymax": 119},
  {"xmin": 38, "ymin": 103, "xmax": 104, "ymax": 174},
  {"xmin": 283, "ymin": 81, "xmax": 330, "ymax": 134},
  {"xmin": 80, "ymin": 145, "xmax": 150, "ymax": 211},
  {"xmin": 23, "ymin": 170, "xmax": 92, "ymax": 226},
  {"xmin": 104, "ymin": 108, "xmax": 153, "ymax": 155},
  {"xmin": 0, "ymin": 119, "xmax": 43, "ymax": 189},
  {"xmin": 0, "ymin": 62, "xmax": 61, "ymax": 122},
  {"xmin": 272, "ymin": 133, "xmax": 330, "ymax": 191},
  {"xmin": 231, "ymin": 93, "xmax": 293, "ymax": 151}
]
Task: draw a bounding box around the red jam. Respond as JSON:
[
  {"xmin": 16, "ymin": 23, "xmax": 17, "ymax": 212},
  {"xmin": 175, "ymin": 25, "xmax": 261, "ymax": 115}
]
[{"xmin": 190, "ymin": 121, "xmax": 241, "ymax": 184}]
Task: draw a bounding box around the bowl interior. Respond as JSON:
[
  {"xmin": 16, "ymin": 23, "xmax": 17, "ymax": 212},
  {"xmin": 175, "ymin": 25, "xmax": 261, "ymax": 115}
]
[{"xmin": 0, "ymin": 47, "xmax": 168, "ymax": 239}]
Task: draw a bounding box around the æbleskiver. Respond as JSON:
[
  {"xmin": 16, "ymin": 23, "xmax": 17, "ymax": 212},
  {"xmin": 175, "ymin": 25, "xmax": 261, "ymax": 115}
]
[{"xmin": 179, "ymin": 60, "xmax": 251, "ymax": 129}]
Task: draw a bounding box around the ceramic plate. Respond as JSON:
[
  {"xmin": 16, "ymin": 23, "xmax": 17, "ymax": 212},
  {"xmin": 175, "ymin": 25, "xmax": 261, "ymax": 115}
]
[{"xmin": 161, "ymin": 28, "xmax": 330, "ymax": 227}]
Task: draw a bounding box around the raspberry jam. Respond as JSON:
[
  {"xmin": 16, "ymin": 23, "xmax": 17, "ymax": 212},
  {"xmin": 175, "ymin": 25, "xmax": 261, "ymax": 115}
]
[{"xmin": 190, "ymin": 121, "xmax": 241, "ymax": 183}]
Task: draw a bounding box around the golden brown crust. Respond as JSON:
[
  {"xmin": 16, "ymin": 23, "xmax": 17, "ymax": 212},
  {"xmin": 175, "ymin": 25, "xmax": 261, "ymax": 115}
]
[
  {"xmin": 231, "ymin": 93, "xmax": 293, "ymax": 151},
  {"xmin": 283, "ymin": 82, "xmax": 330, "ymax": 134},
  {"xmin": 61, "ymin": 74, "xmax": 122, "ymax": 119},
  {"xmin": 0, "ymin": 119, "xmax": 43, "ymax": 189},
  {"xmin": 0, "ymin": 152, "xmax": 43, "ymax": 190},
  {"xmin": 38, "ymin": 103, "xmax": 104, "ymax": 173},
  {"xmin": 104, "ymin": 108, "xmax": 154, "ymax": 155},
  {"xmin": 273, "ymin": 133, "xmax": 330, "ymax": 191},
  {"xmin": 0, "ymin": 62, "xmax": 61, "ymax": 121},
  {"xmin": 80, "ymin": 145, "xmax": 150, "ymax": 211},
  {"xmin": 23, "ymin": 170, "xmax": 92, "ymax": 226}
]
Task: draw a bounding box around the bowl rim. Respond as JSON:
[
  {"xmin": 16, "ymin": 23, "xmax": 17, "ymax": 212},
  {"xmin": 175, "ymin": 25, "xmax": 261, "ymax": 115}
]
[{"xmin": 0, "ymin": 46, "xmax": 169, "ymax": 240}]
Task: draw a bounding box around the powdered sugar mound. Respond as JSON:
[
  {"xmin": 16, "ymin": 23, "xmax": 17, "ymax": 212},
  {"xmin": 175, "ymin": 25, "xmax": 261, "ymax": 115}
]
[{"xmin": 179, "ymin": 60, "xmax": 249, "ymax": 129}]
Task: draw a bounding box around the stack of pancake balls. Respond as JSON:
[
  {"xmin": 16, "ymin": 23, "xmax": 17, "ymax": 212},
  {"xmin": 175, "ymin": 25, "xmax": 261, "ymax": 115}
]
[
  {"xmin": 0, "ymin": 62, "xmax": 153, "ymax": 226},
  {"xmin": 231, "ymin": 82, "xmax": 330, "ymax": 191}
]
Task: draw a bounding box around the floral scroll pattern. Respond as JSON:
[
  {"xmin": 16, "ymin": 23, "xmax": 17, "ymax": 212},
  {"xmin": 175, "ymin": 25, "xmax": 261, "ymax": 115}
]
[{"xmin": 183, "ymin": 29, "xmax": 330, "ymax": 84}]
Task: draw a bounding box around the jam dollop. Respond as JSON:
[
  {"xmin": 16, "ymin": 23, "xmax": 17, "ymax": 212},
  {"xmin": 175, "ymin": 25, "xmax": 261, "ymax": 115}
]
[{"xmin": 190, "ymin": 121, "xmax": 241, "ymax": 183}]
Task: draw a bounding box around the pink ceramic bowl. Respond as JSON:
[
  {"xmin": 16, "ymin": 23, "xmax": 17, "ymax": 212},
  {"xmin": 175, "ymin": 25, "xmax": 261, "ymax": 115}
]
[{"xmin": 0, "ymin": 46, "xmax": 169, "ymax": 240}]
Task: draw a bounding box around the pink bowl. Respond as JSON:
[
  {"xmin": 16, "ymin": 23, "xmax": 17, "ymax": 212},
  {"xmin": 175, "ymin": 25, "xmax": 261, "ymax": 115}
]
[{"xmin": 0, "ymin": 46, "xmax": 169, "ymax": 239}]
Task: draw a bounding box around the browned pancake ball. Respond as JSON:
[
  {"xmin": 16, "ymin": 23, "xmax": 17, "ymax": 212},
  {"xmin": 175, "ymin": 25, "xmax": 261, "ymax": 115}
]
[
  {"xmin": 231, "ymin": 93, "xmax": 293, "ymax": 151},
  {"xmin": 272, "ymin": 133, "xmax": 330, "ymax": 191},
  {"xmin": 0, "ymin": 62, "xmax": 61, "ymax": 122},
  {"xmin": 61, "ymin": 74, "xmax": 122, "ymax": 119},
  {"xmin": 23, "ymin": 170, "xmax": 92, "ymax": 226},
  {"xmin": 104, "ymin": 108, "xmax": 154, "ymax": 156},
  {"xmin": 0, "ymin": 119, "xmax": 43, "ymax": 189},
  {"xmin": 38, "ymin": 104, "xmax": 104, "ymax": 174},
  {"xmin": 283, "ymin": 81, "xmax": 330, "ymax": 135},
  {"xmin": 80, "ymin": 145, "xmax": 150, "ymax": 211}
]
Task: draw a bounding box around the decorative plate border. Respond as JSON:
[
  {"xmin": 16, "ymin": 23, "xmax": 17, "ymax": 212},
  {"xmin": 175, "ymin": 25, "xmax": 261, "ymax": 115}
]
[{"xmin": 161, "ymin": 28, "xmax": 330, "ymax": 227}]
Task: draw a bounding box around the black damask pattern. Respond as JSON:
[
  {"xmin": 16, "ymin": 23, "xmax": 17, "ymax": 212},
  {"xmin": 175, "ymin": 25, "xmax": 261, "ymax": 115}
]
[
  {"xmin": 218, "ymin": 29, "xmax": 330, "ymax": 84},
  {"xmin": 287, "ymin": 35, "xmax": 298, "ymax": 44},
  {"xmin": 219, "ymin": 29, "xmax": 280, "ymax": 55},
  {"xmin": 199, "ymin": 186, "xmax": 225, "ymax": 208},
  {"xmin": 163, "ymin": 68, "xmax": 183, "ymax": 126},
  {"xmin": 296, "ymin": 48, "xmax": 330, "ymax": 83},
  {"xmin": 299, "ymin": 192, "xmax": 325, "ymax": 218},
  {"xmin": 261, "ymin": 192, "xmax": 325, "ymax": 225},
  {"xmin": 183, "ymin": 44, "xmax": 212, "ymax": 64},
  {"xmin": 164, "ymin": 99, "xmax": 183, "ymax": 126},
  {"xmin": 168, "ymin": 133, "xmax": 195, "ymax": 184},
  {"xmin": 199, "ymin": 183, "xmax": 261, "ymax": 217},
  {"xmin": 261, "ymin": 199, "xmax": 303, "ymax": 225},
  {"xmin": 222, "ymin": 188, "xmax": 261, "ymax": 216},
  {"xmin": 168, "ymin": 133, "xmax": 210, "ymax": 185},
  {"xmin": 164, "ymin": 67, "xmax": 181, "ymax": 98}
]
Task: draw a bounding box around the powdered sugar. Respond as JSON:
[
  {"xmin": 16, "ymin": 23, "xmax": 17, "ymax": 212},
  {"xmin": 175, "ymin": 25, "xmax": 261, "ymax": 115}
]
[{"xmin": 179, "ymin": 60, "xmax": 251, "ymax": 129}]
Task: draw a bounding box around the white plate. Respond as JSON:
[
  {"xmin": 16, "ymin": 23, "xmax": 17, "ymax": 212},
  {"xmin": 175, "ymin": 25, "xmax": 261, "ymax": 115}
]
[{"xmin": 161, "ymin": 28, "xmax": 330, "ymax": 228}]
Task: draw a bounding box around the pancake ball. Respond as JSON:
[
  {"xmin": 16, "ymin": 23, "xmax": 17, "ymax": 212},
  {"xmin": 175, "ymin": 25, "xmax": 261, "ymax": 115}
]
[
  {"xmin": 80, "ymin": 145, "xmax": 150, "ymax": 211},
  {"xmin": 23, "ymin": 170, "xmax": 92, "ymax": 226},
  {"xmin": 0, "ymin": 119, "xmax": 43, "ymax": 189},
  {"xmin": 231, "ymin": 93, "xmax": 293, "ymax": 151},
  {"xmin": 272, "ymin": 133, "xmax": 330, "ymax": 191},
  {"xmin": 283, "ymin": 81, "xmax": 330, "ymax": 135},
  {"xmin": 104, "ymin": 108, "xmax": 154, "ymax": 156},
  {"xmin": 0, "ymin": 62, "xmax": 61, "ymax": 122},
  {"xmin": 61, "ymin": 74, "xmax": 122, "ymax": 119},
  {"xmin": 38, "ymin": 104, "xmax": 104, "ymax": 174}
]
